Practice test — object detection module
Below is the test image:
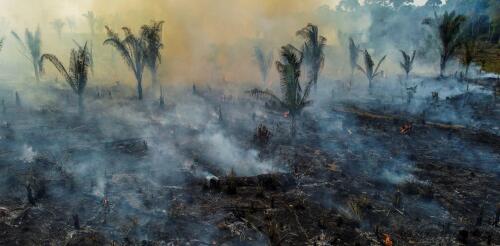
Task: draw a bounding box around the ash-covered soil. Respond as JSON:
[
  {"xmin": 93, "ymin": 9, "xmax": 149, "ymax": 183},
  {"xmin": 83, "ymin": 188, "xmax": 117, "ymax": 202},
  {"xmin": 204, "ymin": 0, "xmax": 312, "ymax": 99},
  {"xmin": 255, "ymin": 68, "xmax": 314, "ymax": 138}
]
[{"xmin": 0, "ymin": 78, "xmax": 499, "ymax": 245}]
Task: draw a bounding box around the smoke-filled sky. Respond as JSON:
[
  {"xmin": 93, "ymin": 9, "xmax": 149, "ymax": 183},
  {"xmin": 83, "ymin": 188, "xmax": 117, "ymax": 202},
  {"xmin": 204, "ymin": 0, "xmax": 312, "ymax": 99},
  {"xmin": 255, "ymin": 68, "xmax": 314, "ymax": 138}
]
[{"xmin": 0, "ymin": 0, "xmax": 429, "ymax": 85}]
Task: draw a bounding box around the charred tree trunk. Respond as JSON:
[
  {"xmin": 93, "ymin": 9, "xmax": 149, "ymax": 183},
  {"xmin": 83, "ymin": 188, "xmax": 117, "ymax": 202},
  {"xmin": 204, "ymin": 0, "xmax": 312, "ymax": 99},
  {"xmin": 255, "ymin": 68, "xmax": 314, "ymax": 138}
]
[
  {"xmin": 78, "ymin": 93, "xmax": 84, "ymax": 115},
  {"xmin": 440, "ymin": 53, "xmax": 448, "ymax": 78},
  {"xmin": 151, "ymin": 67, "xmax": 158, "ymax": 90},
  {"xmin": 290, "ymin": 115, "xmax": 297, "ymax": 137},
  {"xmin": 33, "ymin": 61, "xmax": 40, "ymax": 83},
  {"xmin": 137, "ymin": 76, "xmax": 143, "ymax": 100}
]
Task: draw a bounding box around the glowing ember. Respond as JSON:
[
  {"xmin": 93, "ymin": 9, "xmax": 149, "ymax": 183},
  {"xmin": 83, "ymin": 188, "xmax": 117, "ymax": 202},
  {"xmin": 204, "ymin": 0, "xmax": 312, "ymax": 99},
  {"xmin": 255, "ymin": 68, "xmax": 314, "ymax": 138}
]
[
  {"xmin": 400, "ymin": 123, "xmax": 412, "ymax": 134},
  {"xmin": 383, "ymin": 233, "xmax": 393, "ymax": 246}
]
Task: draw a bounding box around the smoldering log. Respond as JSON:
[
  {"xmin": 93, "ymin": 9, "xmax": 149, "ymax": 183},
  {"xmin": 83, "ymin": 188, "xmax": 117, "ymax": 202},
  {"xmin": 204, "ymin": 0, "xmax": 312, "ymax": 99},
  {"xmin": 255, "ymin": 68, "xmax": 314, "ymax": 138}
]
[
  {"xmin": 103, "ymin": 138, "xmax": 148, "ymax": 155},
  {"xmin": 195, "ymin": 173, "xmax": 296, "ymax": 191},
  {"xmin": 331, "ymin": 104, "xmax": 500, "ymax": 146}
]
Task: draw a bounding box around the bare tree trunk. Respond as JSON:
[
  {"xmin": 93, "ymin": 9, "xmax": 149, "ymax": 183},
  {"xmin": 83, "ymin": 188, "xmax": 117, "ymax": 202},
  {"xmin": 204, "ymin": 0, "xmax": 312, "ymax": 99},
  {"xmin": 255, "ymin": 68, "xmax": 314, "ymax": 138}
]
[
  {"xmin": 290, "ymin": 115, "xmax": 296, "ymax": 138},
  {"xmin": 151, "ymin": 67, "xmax": 158, "ymax": 96},
  {"xmin": 349, "ymin": 69, "xmax": 354, "ymax": 90},
  {"xmin": 466, "ymin": 69, "xmax": 470, "ymax": 93},
  {"xmin": 78, "ymin": 93, "xmax": 84, "ymax": 115},
  {"xmin": 33, "ymin": 61, "xmax": 40, "ymax": 83},
  {"xmin": 440, "ymin": 57, "xmax": 446, "ymax": 78},
  {"xmin": 137, "ymin": 77, "xmax": 143, "ymax": 100}
]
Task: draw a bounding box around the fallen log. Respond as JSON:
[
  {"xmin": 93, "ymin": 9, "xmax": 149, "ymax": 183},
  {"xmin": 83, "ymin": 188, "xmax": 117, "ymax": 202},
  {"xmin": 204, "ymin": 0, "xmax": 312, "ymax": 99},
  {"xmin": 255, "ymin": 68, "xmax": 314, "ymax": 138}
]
[
  {"xmin": 331, "ymin": 104, "xmax": 500, "ymax": 146},
  {"xmin": 192, "ymin": 173, "xmax": 296, "ymax": 191},
  {"xmin": 103, "ymin": 138, "xmax": 148, "ymax": 155}
]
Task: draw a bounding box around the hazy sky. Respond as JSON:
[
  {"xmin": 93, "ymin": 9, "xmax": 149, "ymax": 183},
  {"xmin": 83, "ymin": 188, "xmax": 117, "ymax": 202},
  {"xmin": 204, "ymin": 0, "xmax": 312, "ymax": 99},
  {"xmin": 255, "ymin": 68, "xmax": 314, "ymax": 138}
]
[{"xmin": 0, "ymin": 0, "xmax": 433, "ymax": 84}]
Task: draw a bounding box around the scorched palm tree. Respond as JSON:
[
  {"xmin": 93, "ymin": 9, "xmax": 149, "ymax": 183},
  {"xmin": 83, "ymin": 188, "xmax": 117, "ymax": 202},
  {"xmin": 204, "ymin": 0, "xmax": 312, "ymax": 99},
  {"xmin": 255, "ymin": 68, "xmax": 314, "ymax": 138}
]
[
  {"xmin": 296, "ymin": 23, "xmax": 326, "ymax": 90},
  {"xmin": 51, "ymin": 19, "xmax": 65, "ymax": 39},
  {"xmin": 248, "ymin": 45, "xmax": 314, "ymax": 137},
  {"xmin": 11, "ymin": 27, "xmax": 42, "ymax": 83},
  {"xmin": 399, "ymin": 50, "xmax": 416, "ymax": 79},
  {"xmin": 254, "ymin": 46, "xmax": 273, "ymax": 85},
  {"xmin": 423, "ymin": 11, "xmax": 466, "ymax": 77},
  {"xmin": 141, "ymin": 20, "xmax": 164, "ymax": 90},
  {"xmin": 40, "ymin": 43, "xmax": 91, "ymax": 114},
  {"xmin": 357, "ymin": 49, "xmax": 386, "ymax": 91},
  {"xmin": 348, "ymin": 37, "xmax": 361, "ymax": 88},
  {"xmin": 104, "ymin": 26, "xmax": 146, "ymax": 100}
]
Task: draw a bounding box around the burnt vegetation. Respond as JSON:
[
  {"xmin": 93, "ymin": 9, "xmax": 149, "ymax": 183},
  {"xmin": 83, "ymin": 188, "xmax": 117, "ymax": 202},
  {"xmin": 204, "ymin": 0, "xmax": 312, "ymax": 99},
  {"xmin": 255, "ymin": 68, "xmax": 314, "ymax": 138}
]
[{"xmin": 0, "ymin": 1, "xmax": 499, "ymax": 245}]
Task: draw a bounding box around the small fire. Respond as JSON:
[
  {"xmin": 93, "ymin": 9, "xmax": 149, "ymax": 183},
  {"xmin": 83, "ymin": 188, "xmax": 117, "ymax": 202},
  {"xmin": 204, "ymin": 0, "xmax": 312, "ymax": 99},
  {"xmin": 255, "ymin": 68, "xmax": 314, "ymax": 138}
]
[
  {"xmin": 383, "ymin": 233, "xmax": 393, "ymax": 246},
  {"xmin": 400, "ymin": 123, "xmax": 412, "ymax": 134},
  {"xmin": 283, "ymin": 111, "xmax": 289, "ymax": 118}
]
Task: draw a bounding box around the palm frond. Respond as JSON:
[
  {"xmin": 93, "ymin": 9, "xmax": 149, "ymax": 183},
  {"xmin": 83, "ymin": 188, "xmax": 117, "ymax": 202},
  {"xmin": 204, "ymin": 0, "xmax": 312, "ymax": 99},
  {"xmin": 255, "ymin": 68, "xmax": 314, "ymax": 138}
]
[
  {"xmin": 40, "ymin": 54, "xmax": 75, "ymax": 91},
  {"xmin": 296, "ymin": 23, "xmax": 326, "ymax": 84},
  {"xmin": 374, "ymin": 55, "xmax": 386, "ymax": 75},
  {"xmin": 104, "ymin": 26, "xmax": 134, "ymax": 70},
  {"xmin": 246, "ymin": 88, "xmax": 283, "ymax": 106},
  {"xmin": 11, "ymin": 31, "xmax": 27, "ymax": 50},
  {"xmin": 141, "ymin": 20, "xmax": 164, "ymax": 71}
]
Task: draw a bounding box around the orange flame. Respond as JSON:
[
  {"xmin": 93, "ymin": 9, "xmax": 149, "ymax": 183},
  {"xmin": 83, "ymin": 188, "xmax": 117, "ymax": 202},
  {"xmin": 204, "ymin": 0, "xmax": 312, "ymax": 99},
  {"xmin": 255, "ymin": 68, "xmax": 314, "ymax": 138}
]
[{"xmin": 383, "ymin": 233, "xmax": 393, "ymax": 246}]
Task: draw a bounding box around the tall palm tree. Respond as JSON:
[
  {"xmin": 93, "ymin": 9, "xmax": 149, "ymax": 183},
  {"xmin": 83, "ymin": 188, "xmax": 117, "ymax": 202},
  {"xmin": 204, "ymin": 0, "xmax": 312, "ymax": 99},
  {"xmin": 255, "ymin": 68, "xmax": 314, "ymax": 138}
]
[
  {"xmin": 357, "ymin": 49, "xmax": 386, "ymax": 91},
  {"xmin": 83, "ymin": 11, "xmax": 97, "ymax": 39},
  {"xmin": 254, "ymin": 46, "xmax": 273, "ymax": 85},
  {"xmin": 40, "ymin": 43, "xmax": 91, "ymax": 114},
  {"xmin": 141, "ymin": 20, "xmax": 164, "ymax": 90},
  {"xmin": 104, "ymin": 26, "xmax": 146, "ymax": 100},
  {"xmin": 66, "ymin": 17, "xmax": 77, "ymax": 33},
  {"xmin": 248, "ymin": 45, "xmax": 313, "ymax": 137},
  {"xmin": 423, "ymin": 11, "xmax": 466, "ymax": 77},
  {"xmin": 11, "ymin": 27, "xmax": 42, "ymax": 83},
  {"xmin": 51, "ymin": 19, "xmax": 65, "ymax": 39},
  {"xmin": 296, "ymin": 23, "xmax": 326, "ymax": 90},
  {"xmin": 399, "ymin": 50, "xmax": 416, "ymax": 79},
  {"xmin": 348, "ymin": 37, "xmax": 361, "ymax": 88},
  {"xmin": 461, "ymin": 40, "xmax": 477, "ymax": 91}
]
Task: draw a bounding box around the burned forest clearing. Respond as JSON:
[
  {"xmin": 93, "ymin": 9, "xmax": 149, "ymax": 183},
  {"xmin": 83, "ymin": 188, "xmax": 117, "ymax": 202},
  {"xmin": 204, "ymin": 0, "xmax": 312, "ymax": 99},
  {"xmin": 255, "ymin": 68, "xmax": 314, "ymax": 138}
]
[{"xmin": 1, "ymin": 0, "xmax": 500, "ymax": 245}]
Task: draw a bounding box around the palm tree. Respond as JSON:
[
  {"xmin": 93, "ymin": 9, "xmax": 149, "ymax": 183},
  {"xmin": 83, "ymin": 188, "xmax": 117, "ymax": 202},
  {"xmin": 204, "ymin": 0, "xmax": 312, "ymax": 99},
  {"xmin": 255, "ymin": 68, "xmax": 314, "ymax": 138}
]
[
  {"xmin": 423, "ymin": 11, "xmax": 466, "ymax": 77},
  {"xmin": 83, "ymin": 11, "xmax": 97, "ymax": 39},
  {"xmin": 11, "ymin": 27, "xmax": 42, "ymax": 83},
  {"xmin": 254, "ymin": 46, "xmax": 273, "ymax": 85},
  {"xmin": 357, "ymin": 49, "xmax": 386, "ymax": 91},
  {"xmin": 51, "ymin": 19, "xmax": 65, "ymax": 39},
  {"xmin": 104, "ymin": 26, "xmax": 146, "ymax": 100},
  {"xmin": 141, "ymin": 20, "xmax": 164, "ymax": 90},
  {"xmin": 399, "ymin": 50, "xmax": 416, "ymax": 79},
  {"xmin": 296, "ymin": 23, "xmax": 326, "ymax": 90},
  {"xmin": 40, "ymin": 43, "xmax": 91, "ymax": 114},
  {"xmin": 348, "ymin": 37, "xmax": 361, "ymax": 88},
  {"xmin": 248, "ymin": 45, "xmax": 313, "ymax": 137},
  {"xmin": 461, "ymin": 40, "xmax": 477, "ymax": 91},
  {"xmin": 66, "ymin": 17, "xmax": 77, "ymax": 33}
]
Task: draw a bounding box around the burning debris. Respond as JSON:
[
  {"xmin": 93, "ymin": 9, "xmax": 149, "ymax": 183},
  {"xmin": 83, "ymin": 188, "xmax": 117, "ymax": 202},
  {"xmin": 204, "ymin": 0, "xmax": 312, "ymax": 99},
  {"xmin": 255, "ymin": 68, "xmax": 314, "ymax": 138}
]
[
  {"xmin": 254, "ymin": 123, "xmax": 272, "ymax": 145},
  {"xmin": 399, "ymin": 122, "xmax": 412, "ymax": 134},
  {"xmin": 0, "ymin": 1, "xmax": 499, "ymax": 245}
]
